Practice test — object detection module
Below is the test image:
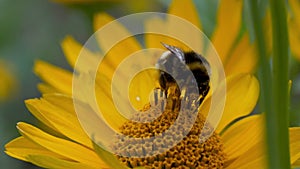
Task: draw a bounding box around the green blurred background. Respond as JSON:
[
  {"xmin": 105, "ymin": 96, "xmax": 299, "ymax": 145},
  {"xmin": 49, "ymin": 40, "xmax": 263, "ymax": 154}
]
[
  {"xmin": 0, "ymin": 0, "xmax": 299, "ymax": 168},
  {"xmin": 0, "ymin": 0, "xmax": 92, "ymax": 168}
]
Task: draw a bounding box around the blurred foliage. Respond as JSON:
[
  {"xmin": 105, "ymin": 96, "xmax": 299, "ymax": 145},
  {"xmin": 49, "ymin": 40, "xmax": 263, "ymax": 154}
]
[
  {"xmin": 0, "ymin": 60, "xmax": 18, "ymax": 101},
  {"xmin": 290, "ymin": 57, "xmax": 300, "ymax": 127},
  {"xmin": 52, "ymin": 0, "xmax": 165, "ymax": 18},
  {"xmin": 0, "ymin": 0, "xmax": 91, "ymax": 168}
]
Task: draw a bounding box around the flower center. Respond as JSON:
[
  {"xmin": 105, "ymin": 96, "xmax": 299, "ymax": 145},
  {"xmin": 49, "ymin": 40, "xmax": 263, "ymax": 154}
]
[{"xmin": 112, "ymin": 92, "xmax": 226, "ymax": 168}]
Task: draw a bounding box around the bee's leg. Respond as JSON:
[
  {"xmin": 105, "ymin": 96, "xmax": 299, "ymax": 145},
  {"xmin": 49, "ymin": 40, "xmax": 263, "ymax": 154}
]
[
  {"xmin": 164, "ymin": 84, "xmax": 179, "ymax": 111},
  {"xmin": 179, "ymin": 87, "xmax": 191, "ymax": 110},
  {"xmin": 153, "ymin": 88, "xmax": 166, "ymax": 112},
  {"xmin": 158, "ymin": 72, "xmax": 167, "ymax": 94},
  {"xmin": 195, "ymin": 84, "xmax": 210, "ymax": 108}
]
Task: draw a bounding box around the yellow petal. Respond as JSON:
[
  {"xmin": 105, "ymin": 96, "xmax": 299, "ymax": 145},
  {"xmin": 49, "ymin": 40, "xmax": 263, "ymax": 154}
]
[
  {"xmin": 42, "ymin": 94, "xmax": 79, "ymax": 120},
  {"xmin": 95, "ymin": 73, "xmax": 128, "ymax": 130},
  {"xmin": 25, "ymin": 99, "xmax": 58, "ymax": 133},
  {"xmin": 128, "ymin": 69, "xmax": 158, "ymax": 110},
  {"xmin": 26, "ymin": 94, "xmax": 93, "ymax": 149},
  {"xmin": 61, "ymin": 36, "xmax": 100, "ymax": 72},
  {"xmin": 212, "ymin": 0, "xmax": 243, "ymax": 63},
  {"xmin": 94, "ymin": 13, "xmax": 141, "ymax": 53},
  {"xmin": 93, "ymin": 142, "xmax": 129, "ymax": 169},
  {"xmin": 144, "ymin": 17, "xmax": 172, "ymax": 49},
  {"xmin": 34, "ymin": 60, "xmax": 72, "ymax": 95},
  {"xmin": 73, "ymin": 71, "xmax": 128, "ymax": 132},
  {"xmin": 71, "ymin": 89, "xmax": 120, "ymax": 147},
  {"xmin": 17, "ymin": 122, "xmax": 107, "ymax": 168},
  {"xmin": 72, "ymin": 71, "xmax": 128, "ymax": 133},
  {"xmin": 61, "ymin": 35, "xmax": 82, "ymax": 68},
  {"xmin": 201, "ymin": 74, "xmax": 260, "ymax": 133},
  {"xmin": 219, "ymin": 74, "xmax": 259, "ymax": 132},
  {"xmin": 93, "ymin": 13, "xmax": 142, "ymax": 76},
  {"xmin": 37, "ymin": 83, "xmax": 59, "ymax": 94},
  {"xmin": 27, "ymin": 155, "xmax": 98, "ymax": 169},
  {"xmin": 289, "ymin": 127, "xmax": 300, "ymax": 164},
  {"xmin": 225, "ymin": 34, "xmax": 258, "ymax": 76},
  {"xmin": 221, "ymin": 115, "xmax": 264, "ymax": 160},
  {"xmin": 225, "ymin": 141, "xmax": 267, "ymax": 169},
  {"xmin": 144, "ymin": 17, "xmax": 191, "ymax": 51},
  {"xmin": 168, "ymin": 0, "xmax": 201, "ymax": 29},
  {"xmin": 226, "ymin": 127, "xmax": 300, "ymax": 168},
  {"xmin": 5, "ymin": 136, "xmax": 64, "ymax": 162},
  {"xmin": 145, "ymin": 1, "xmax": 203, "ymax": 52}
]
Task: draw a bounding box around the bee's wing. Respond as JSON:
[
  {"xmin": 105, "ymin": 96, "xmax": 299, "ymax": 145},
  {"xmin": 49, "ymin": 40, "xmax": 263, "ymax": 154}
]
[{"xmin": 161, "ymin": 42, "xmax": 185, "ymax": 63}]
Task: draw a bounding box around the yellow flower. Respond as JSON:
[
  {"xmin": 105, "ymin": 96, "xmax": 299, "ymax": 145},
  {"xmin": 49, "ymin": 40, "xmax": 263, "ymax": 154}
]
[
  {"xmin": 0, "ymin": 59, "xmax": 17, "ymax": 102},
  {"xmin": 4, "ymin": 0, "xmax": 300, "ymax": 168}
]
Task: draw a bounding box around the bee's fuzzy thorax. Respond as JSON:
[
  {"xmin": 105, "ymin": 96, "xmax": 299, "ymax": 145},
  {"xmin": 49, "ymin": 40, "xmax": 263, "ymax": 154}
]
[{"xmin": 157, "ymin": 44, "xmax": 211, "ymax": 106}]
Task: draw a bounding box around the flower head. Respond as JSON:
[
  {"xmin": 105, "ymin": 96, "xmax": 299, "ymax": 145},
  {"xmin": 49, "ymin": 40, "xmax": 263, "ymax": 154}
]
[{"xmin": 5, "ymin": 0, "xmax": 300, "ymax": 168}]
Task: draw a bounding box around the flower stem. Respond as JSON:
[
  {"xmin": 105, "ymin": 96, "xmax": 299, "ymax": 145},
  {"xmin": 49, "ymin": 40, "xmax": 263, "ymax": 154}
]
[
  {"xmin": 269, "ymin": 0, "xmax": 291, "ymax": 168},
  {"xmin": 248, "ymin": 0, "xmax": 290, "ymax": 168}
]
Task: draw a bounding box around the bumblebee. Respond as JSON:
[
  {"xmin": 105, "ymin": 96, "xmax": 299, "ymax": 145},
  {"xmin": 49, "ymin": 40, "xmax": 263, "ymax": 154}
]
[{"xmin": 156, "ymin": 43, "xmax": 211, "ymax": 107}]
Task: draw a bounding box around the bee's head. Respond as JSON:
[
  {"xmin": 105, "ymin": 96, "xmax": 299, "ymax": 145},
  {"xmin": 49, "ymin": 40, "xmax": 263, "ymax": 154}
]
[{"xmin": 156, "ymin": 43, "xmax": 210, "ymax": 76}]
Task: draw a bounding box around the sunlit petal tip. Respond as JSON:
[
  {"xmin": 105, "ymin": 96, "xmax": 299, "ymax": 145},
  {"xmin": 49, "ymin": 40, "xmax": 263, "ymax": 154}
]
[
  {"xmin": 4, "ymin": 137, "xmax": 29, "ymax": 161},
  {"xmin": 16, "ymin": 122, "xmax": 30, "ymax": 134}
]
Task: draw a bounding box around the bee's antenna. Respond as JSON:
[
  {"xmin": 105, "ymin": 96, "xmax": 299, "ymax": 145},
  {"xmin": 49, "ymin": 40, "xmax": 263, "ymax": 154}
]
[{"xmin": 161, "ymin": 42, "xmax": 185, "ymax": 63}]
